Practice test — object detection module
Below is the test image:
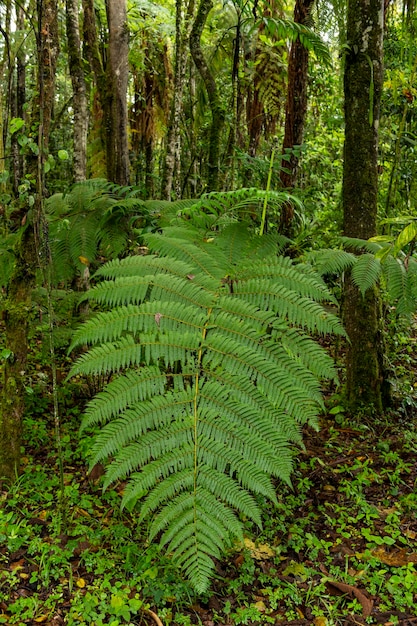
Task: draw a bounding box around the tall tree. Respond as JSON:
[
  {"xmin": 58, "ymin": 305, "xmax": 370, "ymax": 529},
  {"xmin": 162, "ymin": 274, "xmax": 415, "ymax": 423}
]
[
  {"xmin": 105, "ymin": 0, "xmax": 130, "ymax": 186},
  {"xmin": 10, "ymin": 2, "xmax": 26, "ymax": 194},
  {"xmin": 279, "ymin": 0, "xmax": 315, "ymax": 233},
  {"xmin": 342, "ymin": 0, "xmax": 388, "ymax": 412},
  {"xmin": 161, "ymin": 0, "xmax": 195, "ymax": 199},
  {"xmin": 66, "ymin": 0, "xmax": 88, "ymax": 181},
  {"xmin": 190, "ymin": 0, "xmax": 225, "ymax": 191},
  {"xmin": 0, "ymin": 0, "xmax": 59, "ymax": 483}
]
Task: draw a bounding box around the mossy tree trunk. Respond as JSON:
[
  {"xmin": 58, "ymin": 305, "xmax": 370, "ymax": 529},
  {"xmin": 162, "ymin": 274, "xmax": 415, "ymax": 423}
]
[
  {"xmin": 162, "ymin": 0, "xmax": 195, "ymax": 200},
  {"xmin": 66, "ymin": 0, "xmax": 88, "ymax": 181},
  {"xmin": 190, "ymin": 0, "xmax": 225, "ymax": 191},
  {"xmin": 279, "ymin": 0, "xmax": 315, "ymax": 234},
  {"xmin": 11, "ymin": 2, "xmax": 26, "ymax": 194},
  {"xmin": 0, "ymin": 0, "xmax": 59, "ymax": 484},
  {"xmin": 342, "ymin": 0, "xmax": 388, "ymax": 413},
  {"xmin": 105, "ymin": 0, "xmax": 130, "ymax": 186}
]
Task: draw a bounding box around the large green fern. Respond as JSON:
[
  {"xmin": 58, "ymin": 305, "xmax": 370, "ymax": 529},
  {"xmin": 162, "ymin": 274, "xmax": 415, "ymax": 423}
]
[{"xmin": 69, "ymin": 222, "xmax": 344, "ymax": 593}]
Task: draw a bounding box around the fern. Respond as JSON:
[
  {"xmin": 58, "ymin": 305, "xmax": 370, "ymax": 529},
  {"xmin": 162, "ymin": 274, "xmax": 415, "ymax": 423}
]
[
  {"xmin": 307, "ymin": 238, "xmax": 417, "ymax": 319},
  {"xmin": 351, "ymin": 254, "xmax": 382, "ymax": 297},
  {"xmin": 70, "ymin": 223, "xmax": 344, "ymax": 593}
]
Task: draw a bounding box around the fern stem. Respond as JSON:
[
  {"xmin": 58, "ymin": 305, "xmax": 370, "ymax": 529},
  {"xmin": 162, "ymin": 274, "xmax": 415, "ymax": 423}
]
[
  {"xmin": 193, "ymin": 306, "xmax": 212, "ymax": 525},
  {"xmin": 260, "ymin": 142, "xmax": 277, "ymax": 236}
]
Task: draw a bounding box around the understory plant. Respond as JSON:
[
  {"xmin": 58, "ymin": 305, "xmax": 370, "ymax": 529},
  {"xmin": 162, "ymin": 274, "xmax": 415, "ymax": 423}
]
[{"xmin": 69, "ymin": 212, "xmax": 344, "ymax": 592}]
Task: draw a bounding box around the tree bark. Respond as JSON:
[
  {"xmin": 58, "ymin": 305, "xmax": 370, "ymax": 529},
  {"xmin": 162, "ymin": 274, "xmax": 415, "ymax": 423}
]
[
  {"xmin": 66, "ymin": 0, "xmax": 88, "ymax": 181},
  {"xmin": 11, "ymin": 2, "xmax": 26, "ymax": 194},
  {"xmin": 105, "ymin": 0, "xmax": 130, "ymax": 186},
  {"xmin": 190, "ymin": 0, "xmax": 224, "ymax": 191},
  {"xmin": 0, "ymin": 0, "xmax": 59, "ymax": 484},
  {"xmin": 161, "ymin": 0, "xmax": 195, "ymax": 199},
  {"xmin": 279, "ymin": 0, "xmax": 315, "ymax": 233},
  {"xmin": 342, "ymin": 0, "xmax": 388, "ymax": 413}
]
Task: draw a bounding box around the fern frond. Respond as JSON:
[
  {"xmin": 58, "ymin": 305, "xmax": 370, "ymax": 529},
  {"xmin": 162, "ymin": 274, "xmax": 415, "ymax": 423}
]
[
  {"xmin": 304, "ymin": 249, "xmax": 356, "ymax": 277},
  {"xmin": 70, "ymin": 224, "xmax": 342, "ymax": 592},
  {"xmin": 264, "ymin": 17, "xmax": 332, "ymax": 66},
  {"xmin": 351, "ymin": 254, "xmax": 381, "ymax": 296},
  {"xmin": 340, "ymin": 236, "xmax": 382, "ymax": 254},
  {"xmin": 382, "ymin": 256, "xmax": 407, "ymax": 302}
]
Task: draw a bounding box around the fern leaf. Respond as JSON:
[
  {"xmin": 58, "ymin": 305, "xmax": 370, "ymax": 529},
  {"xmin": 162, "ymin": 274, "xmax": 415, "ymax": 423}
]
[
  {"xmin": 70, "ymin": 223, "xmax": 342, "ymax": 592},
  {"xmin": 351, "ymin": 254, "xmax": 381, "ymax": 297},
  {"xmin": 304, "ymin": 249, "xmax": 356, "ymax": 277}
]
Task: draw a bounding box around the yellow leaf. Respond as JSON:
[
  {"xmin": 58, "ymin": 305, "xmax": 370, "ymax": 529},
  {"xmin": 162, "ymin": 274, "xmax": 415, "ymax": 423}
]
[
  {"xmin": 243, "ymin": 538, "xmax": 275, "ymax": 560},
  {"xmin": 34, "ymin": 616, "xmax": 49, "ymax": 623},
  {"xmin": 79, "ymin": 256, "xmax": 90, "ymax": 266},
  {"xmin": 296, "ymin": 608, "xmax": 305, "ymax": 619},
  {"xmin": 314, "ymin": 618, "xmax": 328, "ymax": 626},
  {"xmin": 76, "ymin": 578, "xmax": 86, "ymax": 588},
  {"xmin": 254, "ymin": 601, "xmax": 267, "ymax": 613},
  {"xmin": 19, "ymin": 572, "xmax": 29, "ymax": 579}
]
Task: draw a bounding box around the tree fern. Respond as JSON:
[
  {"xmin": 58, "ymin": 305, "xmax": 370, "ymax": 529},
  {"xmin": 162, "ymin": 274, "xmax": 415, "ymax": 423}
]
[{"xmin": 69, "ymin": 223, "xmax": 344, "ymax": 593}]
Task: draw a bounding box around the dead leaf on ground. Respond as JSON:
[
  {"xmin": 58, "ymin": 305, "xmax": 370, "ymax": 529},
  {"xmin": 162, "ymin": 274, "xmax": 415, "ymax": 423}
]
[
  {"xmin": 371, "ymin": 546, "xmax": 417, "ymax": 566},
  {"xmin": 242, "ymin": 538, "xmax": 276, "ymax": 560},
  {"xmin": 326, "ymin": 579, "xmax": 373, "ymax": 617}
]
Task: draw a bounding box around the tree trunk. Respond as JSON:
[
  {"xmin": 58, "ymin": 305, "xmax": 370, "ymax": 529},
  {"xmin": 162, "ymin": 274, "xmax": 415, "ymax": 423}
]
[
  {"xmin": 11, "ymin": 3, "xmax": 26, "ymax": 194},
  {"xmin": 342, "ymin": 0, "xmax": 388, "ymax": 413},
  {"xmin": 190, "ymin": 0, "xmax": 224, "ymax": 191},
  {"xmin": 279, "ymin": 0, "xmax": 315, "ymax": 233},
  {"xmin": 66, "ymin": 0, "xmax": 88, "ymax": 181},
  {"xmin": 161, "ymin": 0, "xmax": 195, "ymax": 200},
  {"xmin": 0, "ymin": 0, "xmax": 59, "ymax": 484},
  {"xmin": 82, "ymin": 0, "xmax": 108, "ymax": 178},
  {"xmin": 105, "ymin": 0, "xmax": 130, "ymax": 186}
]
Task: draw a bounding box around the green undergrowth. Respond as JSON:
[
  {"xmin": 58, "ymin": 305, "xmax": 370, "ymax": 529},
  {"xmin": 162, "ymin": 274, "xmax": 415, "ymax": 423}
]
[{"xmin": 1, "ymin": 405, "xmax": 417, "ymax": 625}]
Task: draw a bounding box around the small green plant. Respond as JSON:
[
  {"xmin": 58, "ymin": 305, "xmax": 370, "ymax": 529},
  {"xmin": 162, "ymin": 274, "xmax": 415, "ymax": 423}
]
[{"xmin": 69, "ymin": 213, "xmax": 344, "ymax": 592}]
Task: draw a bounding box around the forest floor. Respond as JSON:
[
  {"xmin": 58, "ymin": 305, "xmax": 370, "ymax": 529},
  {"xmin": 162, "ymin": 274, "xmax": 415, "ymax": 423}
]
[{"xmin": 1, "ymin": 330, "xmax": 417, "ymax": 625}]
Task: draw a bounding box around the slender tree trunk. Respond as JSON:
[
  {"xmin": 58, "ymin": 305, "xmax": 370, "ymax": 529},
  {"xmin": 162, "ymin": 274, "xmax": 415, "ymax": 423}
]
[
  {"xmin": 105, "ymin": 0, "xmax": 130, "ymax": 186},
  {"xmin": 82, "ymin": 0, "xmax": 107, "ymax": 178},
  {"xmin": 11, "ymin": 3, "xmax": 26, "ymax": 194},
  {"xmin": 342, "ymin": 0, "xmax": 388, "ymax": 413},
  {"xmin": 190, "ymin": 0, "xmax": 224, "ymax": 191},
  {"xmin": 0, "ymin": 0, "xmax": 59, "ymax": 484},
  {"xmin": 279, "ymin": 0, "xmax": 315, "ymax": 233},
  {"xmin": 66, "ymin": 0, "xmax": 88, "ymax": 181},
  {"xmin": 161, "ymin": 0, "xmax": 195, "ymax": 199}
]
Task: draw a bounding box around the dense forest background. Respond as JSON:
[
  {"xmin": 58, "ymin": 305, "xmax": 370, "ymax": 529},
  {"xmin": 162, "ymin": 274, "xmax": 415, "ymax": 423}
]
[{"xmin": 1, "ymin": 0, "xmax": 417, "ymax": 624}]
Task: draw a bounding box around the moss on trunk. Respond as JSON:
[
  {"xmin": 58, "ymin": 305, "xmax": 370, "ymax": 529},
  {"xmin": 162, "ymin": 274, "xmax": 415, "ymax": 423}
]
[{"xmin": 342, "ymin": 0, "xmax": 387, "ymax": 413}]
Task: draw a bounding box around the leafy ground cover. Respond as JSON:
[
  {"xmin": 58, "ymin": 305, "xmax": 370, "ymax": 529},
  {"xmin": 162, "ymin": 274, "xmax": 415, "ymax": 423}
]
[{"xmin": 1, "ymin": 331, "xmax": 417, "ymax": 626}]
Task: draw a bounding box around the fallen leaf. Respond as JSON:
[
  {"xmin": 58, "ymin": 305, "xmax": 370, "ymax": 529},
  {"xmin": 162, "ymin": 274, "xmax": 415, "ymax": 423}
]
[
  {"xmin": 326, "ymin": 580, "xmax": 373, "ymax": 617},
  {"xmin": 254, "ymin": 601, "xmax": 267, "ymax": 612},
  {"xmin": 243, "ymin": 538, "xmax": 275, "ymax": 560},
  {"xmin": 34, "ymin": 616, "xmax": 49, "ymax": 623},
  {"xmin": 371, "ymin": 547, "xmax": 417, "ymax": 566},
  {"xmin": 76, "ymin": 578, "xmax": 86, "ymax": 588},
  {"xmin": 78, "ymin": 256, "xmax": 90, "ymax": 266},
  {"xmin": 314, "ymin": 618, "xmax": 328, "ymax": 626}
]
